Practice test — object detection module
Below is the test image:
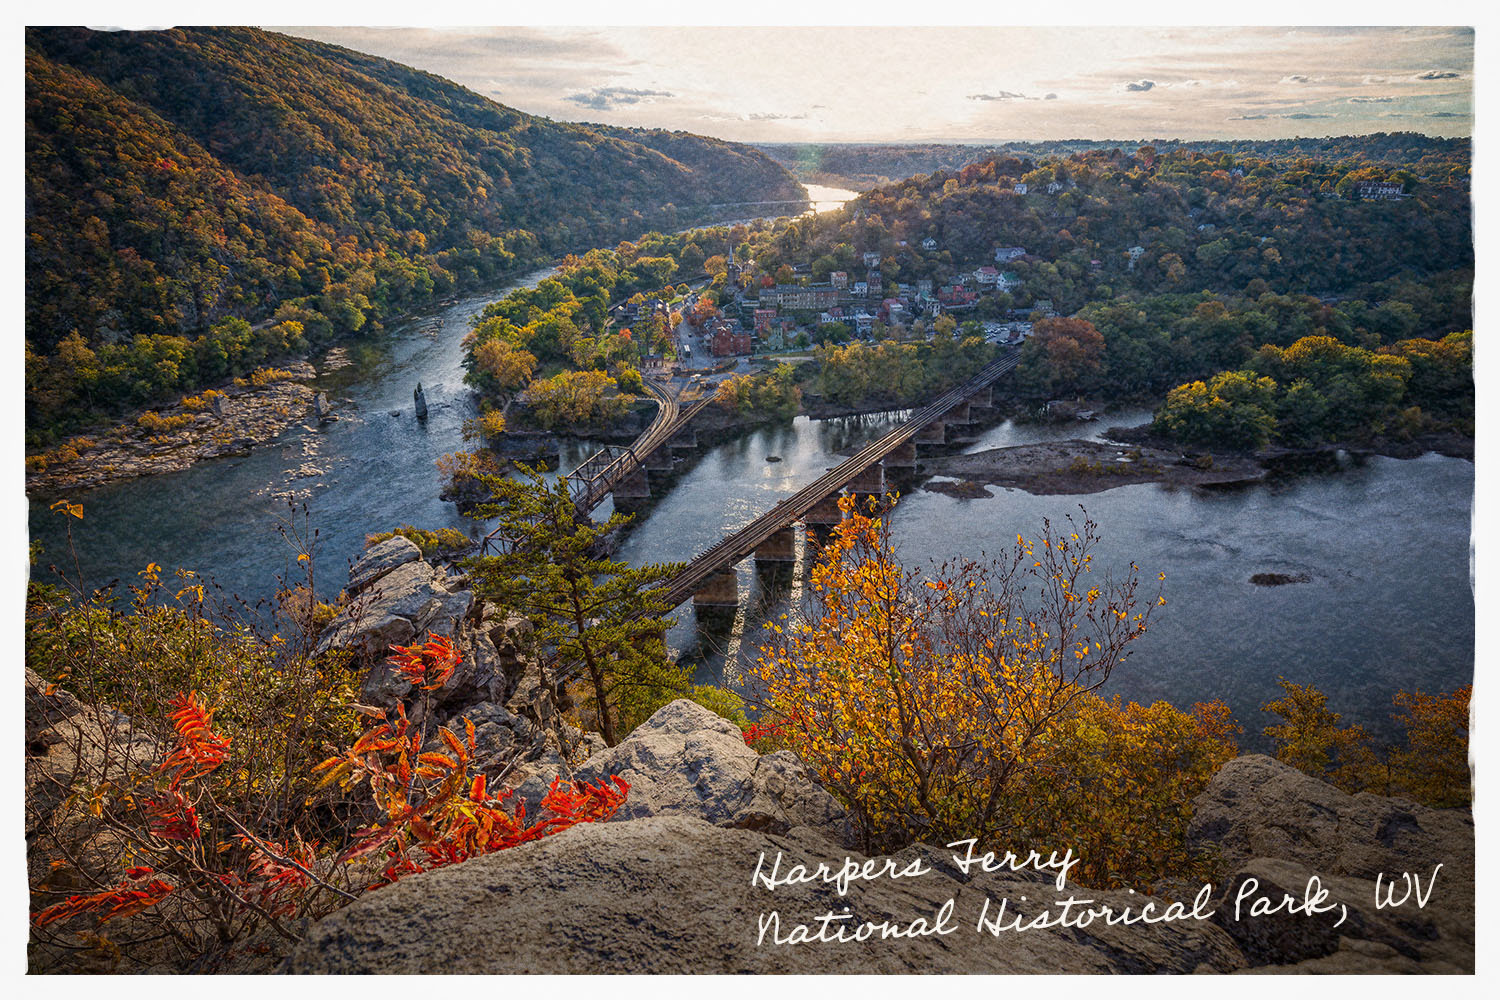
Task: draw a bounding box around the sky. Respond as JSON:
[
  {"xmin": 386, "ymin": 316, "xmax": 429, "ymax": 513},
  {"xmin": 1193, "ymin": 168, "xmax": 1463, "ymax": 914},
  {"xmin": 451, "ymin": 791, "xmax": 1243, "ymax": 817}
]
[{"xmin": 271, "ymin": 24, "xmax": 1474, "ymax": 144}]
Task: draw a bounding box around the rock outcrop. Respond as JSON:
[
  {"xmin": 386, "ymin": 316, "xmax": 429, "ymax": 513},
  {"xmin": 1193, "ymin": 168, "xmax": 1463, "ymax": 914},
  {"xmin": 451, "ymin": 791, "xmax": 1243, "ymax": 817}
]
[
  {"xmin": 1188, "ymin": 754, "xmax": 1473, "ymax": 973},
  {"xmin": 285, "ymin": 815, "xmax": 1245, "ymax": 975},
  {"xmin": 554, "ymin": 699, "xmax": 853, "ymax": 846},
  {"xmin": 285, "ymin": 726, "xmax": 1474, "ymax": 975},
  {"xmin": 25, "ymin": 360, "xmax": 318, "ymax": 495}
]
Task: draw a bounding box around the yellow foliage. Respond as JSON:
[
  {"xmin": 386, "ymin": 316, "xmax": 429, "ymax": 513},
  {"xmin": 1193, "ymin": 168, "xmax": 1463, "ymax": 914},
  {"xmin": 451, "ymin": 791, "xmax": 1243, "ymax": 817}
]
[{"xmin": 753, "ymin": 495, "xmax": 1193, "ymax": 883}]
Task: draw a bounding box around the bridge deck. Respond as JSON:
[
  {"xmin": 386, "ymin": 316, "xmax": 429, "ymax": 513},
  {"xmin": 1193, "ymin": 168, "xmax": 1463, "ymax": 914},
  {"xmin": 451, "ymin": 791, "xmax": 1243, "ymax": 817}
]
[
  {"xmin": 569, "ymin": 376, "xmax": 717, "ymax": 514},
  {"xmin": 657, "ymin": 349, "xmax": 1020, "ymax": 608}
]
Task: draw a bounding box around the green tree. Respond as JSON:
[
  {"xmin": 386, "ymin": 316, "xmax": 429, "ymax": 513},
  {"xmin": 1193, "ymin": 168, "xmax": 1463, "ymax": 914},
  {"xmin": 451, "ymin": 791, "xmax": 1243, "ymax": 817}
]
[{"xmin": 466, "ymin": 466, "xmax": 686, "ymax": 745}]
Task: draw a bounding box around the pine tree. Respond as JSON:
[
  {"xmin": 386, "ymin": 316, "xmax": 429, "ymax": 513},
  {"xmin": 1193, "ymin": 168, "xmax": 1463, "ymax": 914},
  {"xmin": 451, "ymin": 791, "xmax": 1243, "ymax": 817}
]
[{"xmin": 467, "ymin": 465, "xmax": 685, "ymax": 745}]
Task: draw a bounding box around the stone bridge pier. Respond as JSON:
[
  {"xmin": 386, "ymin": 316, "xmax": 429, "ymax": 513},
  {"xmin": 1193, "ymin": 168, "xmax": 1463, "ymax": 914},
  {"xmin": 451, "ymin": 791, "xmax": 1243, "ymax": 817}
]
[
  {"xmin": 610, "ymin": 468, "xmax": 652, "ymax": 514},
  {"xmin": 915, "ymin": 420, "xmax": 946, "ymax": 445},
  {"xmin": 845, "ymin": 462, "xmax": 886, "ymax": 503},
  {"xmin": 753, "ymin": 526, "xmax": 796, "ymax": 564},
  {"xmin": 692, "ymin": 566, "xmax": 740, "ymax": 609},
  {"xmin": 884, "ymin": 439, "xmax": 917, "ymax": 470},
  {"xmin": 803, "ymin": 496, "xmax": 844, "ymax": 526},
  {"xmin": 643, "ymin": 447, "xmax": 675, "ymax": 472}
]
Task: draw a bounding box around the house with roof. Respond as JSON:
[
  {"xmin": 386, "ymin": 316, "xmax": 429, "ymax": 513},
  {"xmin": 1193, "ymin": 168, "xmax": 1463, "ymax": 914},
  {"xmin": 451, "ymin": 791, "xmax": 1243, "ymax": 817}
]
[
  {"xmin": 829, "ymin": 271, "xmax": 849, "ymax": 289},
  {"xmin": 996, "ymin": 271, "xmax": 1022, "ymax": 293},
  {"xmin": 974, "ymin": 265, "xmax": 1001, "ymax": 287},
  {"xmin": 1355, "ymin": 180, "xmax": 1406, "ymax": 201},
  {"xmin": 1013, "ymin": 182, "xmax": 1028, "ymax": 195},
  {"xmin": 938, "ymin": 284, "xmax": 978, "ymax": 310},
  {"xmin": 921, "ymin": 237, "xmax": 939, "ymax": 251},
  {"xmin": 994, "ymin": 246, "xmax": 1026, "ymax": 263},
  {"xmin": 862, "ymin": 251, "xmax": 883, "ymax": 268}
]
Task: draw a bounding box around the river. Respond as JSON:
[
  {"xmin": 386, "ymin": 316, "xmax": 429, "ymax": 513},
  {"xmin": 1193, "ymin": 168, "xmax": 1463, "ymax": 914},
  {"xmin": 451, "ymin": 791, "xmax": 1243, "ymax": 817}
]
[{"xmin": 27, "ymin": 194, "xmax": 1473, "ymax": 748}]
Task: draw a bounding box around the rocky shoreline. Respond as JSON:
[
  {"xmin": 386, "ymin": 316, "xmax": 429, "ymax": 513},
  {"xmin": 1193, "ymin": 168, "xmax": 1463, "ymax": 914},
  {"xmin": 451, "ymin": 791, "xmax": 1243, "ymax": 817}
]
[{"xmin": 25, "ymin": 361, "xmax": 321, "ymax": 496}]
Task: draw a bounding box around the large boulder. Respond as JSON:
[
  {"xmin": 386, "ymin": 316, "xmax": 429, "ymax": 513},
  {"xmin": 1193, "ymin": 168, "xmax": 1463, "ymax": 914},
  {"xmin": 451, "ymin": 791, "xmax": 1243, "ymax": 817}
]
[
  {"xmin": 284, "ymin": 816, "xmax": 1244, "ymax": 974},
  {"xmin": 1187, "ymin": 754, "xmax": 1474, "ymax": 881},
  {"xmin": 1189, "ymin": 754, "xmax": 1473, "ymax": 972},
  {"xmin": 346, "ymin": 536, "xmax": 422, "ymax": 593},
  {"xmin": 314, "ymin": 559, "xmax": 448, "ymax": 661},
  {"xmin": 1209, "ymin": 858, "xmax": 1471, "ymax": 972},
  {"xmin": 566, "ymin": 699, "xmax": 853, "ymax": 846}
]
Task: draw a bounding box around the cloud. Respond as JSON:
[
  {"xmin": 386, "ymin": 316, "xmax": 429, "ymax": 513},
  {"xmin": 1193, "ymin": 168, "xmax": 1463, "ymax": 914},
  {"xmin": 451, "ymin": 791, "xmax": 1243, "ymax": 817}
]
[
  {"xmin": 1362, "ymin": 74, "xmax": 1395, "ymax": 85},
  {"xmin": 564, "ymin": 86, "xmax": 674, "ymax": 110},
  {"xmin": 1348, "ymin": 96, "xmax": 1396, "ymax": 103},
  {"xmin": 1044, "ymin": 93, "xmax": 1059, "ymax": 100},
  {"xmin": 745, "ymin": 112, "xmax": 807, "ymax": 121},
  {"xmin": 1122, "ymin": 79, "xmax": 1156, "ymax": 92},
  {"xmin": 1428, "ymin": 110, "xmax": 1464, "ymax": 118},
  {"xmin": 967, "ymin": 90, "xmax": 1030, "ymax": 101},
  {"xmin": 1279, "ymin": 74, "xmax": 1312, "ymax": 84},
  {"xmin": 1416, "ymin": 70, "xmax": 1461, "ymax": 80},
  {"xmin": 1227, "ymin": 111, "xmax": 1332, "ymax": 121}
]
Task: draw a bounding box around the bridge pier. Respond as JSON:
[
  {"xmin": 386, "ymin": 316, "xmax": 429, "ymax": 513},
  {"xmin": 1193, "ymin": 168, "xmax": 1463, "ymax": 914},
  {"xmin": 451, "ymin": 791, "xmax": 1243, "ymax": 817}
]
[
  {"xmin": 916, "ymin": 421, "xmax": 945, "ymax": 444},
  {"xmin": 884, "ymin": 439, "xmax": 917, "ymax": 469},
  {"xmin": 804, "ymin": 523, "xmax": 834, "ymax": 565},
  {"xmin": 610, "ymin": 468, "xmax": 652, "ymax": 514},
  {"xmin": 803, "ymin": 496, "xmax": 844, "ymax": 526},
  {"xmin": 845, "ymin": 463, "xmax": 886, "ymax": 501},
  {"xmin": 753, "ymin": 526, "xmax": 797, "ymax": 564},
  {"xmin": 966, "ymin": 386, "xmax": 993, "ymax": 408},
  {"xmin": 941, "ymin": 401, "xmax": 972, "ymax": 425},
  {"xmin": 643, "ymin": 447, "xmax": 675, "ymax": 471},
  {"xmin": 669, "ymin": 430, "xmax": 697, "ymax": 451},
  {"xmin": 693, "ymin": 566, "xmax": 740, "ymax": 609}
]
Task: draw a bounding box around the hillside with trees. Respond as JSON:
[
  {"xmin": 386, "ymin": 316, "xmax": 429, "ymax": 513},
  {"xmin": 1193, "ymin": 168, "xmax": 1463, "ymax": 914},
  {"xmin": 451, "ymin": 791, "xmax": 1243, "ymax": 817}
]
[
  {"xmin": 760, "ymin": 134, "xmax": 1471, "ymax": 190},
  {"xmin": 24, "ymin": 27, "xmax": 803, "ymax": 442}
]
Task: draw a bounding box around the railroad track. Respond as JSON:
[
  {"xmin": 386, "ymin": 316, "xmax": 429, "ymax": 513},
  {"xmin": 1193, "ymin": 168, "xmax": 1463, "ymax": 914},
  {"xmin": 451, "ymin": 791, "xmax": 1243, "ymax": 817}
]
[{"xmin": 657, "ymin": 349, "xmax": 1021, "ymax": 608}]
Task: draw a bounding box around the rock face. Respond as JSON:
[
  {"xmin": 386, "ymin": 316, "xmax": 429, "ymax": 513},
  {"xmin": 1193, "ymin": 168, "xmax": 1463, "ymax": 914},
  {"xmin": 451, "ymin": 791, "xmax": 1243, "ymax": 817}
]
[
  {"xmin": 1187, "ymin": 754, "xmax": 1473, "ymax": 880},
  {"xmin": 345, "ymin": 536, "xmax": 423, "ymax": 593},
  {"xmin": 561, "ymin": 699, "xmax": 853, "ymax": 846},
  {"xmin": 1188, "ymin": 754, "xmax": 1473, "ymax": 973},
  {"xmin": 285, "ymin": 729, "xmax": 1474, "ymax": 975},
  {"xmin": 25, "ymin": 360, "xmax": 317, "ymax": 495},
  {"xmin": 285, "ymin": 816, "xmax": 1245, "ymax": 975}
]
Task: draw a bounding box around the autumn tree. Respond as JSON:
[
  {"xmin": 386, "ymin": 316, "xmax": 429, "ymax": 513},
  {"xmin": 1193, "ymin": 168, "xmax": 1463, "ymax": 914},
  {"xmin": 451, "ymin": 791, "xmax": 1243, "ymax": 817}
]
[
  {"xmin": 1262, "ymin": 678, "xmax": 1381, "ymax": 793},
  {"xmin": 1015, "ymin": 316, "xmax": 1106, "ymax": 399},
  {"xmin": 754, "ymin": 496, "xmax": 1166, "ymax": 855},
  {"xmin": 1390, "ymin": 685, "xmax": 1471, "ymax": 807},
  {"xmin": 467, "ymin": 337, "xmax": 537, "ymax": 405}
]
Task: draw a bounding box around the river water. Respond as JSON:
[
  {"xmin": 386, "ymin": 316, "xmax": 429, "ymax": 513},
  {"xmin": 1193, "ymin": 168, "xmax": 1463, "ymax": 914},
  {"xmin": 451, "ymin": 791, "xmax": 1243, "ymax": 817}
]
[{"xmin": 27, "ymin": 190, "xmax": 1473, "ymax": 748}]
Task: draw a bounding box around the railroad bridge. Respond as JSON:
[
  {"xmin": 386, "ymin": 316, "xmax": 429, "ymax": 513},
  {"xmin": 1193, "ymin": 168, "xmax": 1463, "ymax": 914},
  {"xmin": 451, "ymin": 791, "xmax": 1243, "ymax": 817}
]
[{"xmin": 655, "ymin": 350, "xmax": 1020, "ymax": 611}]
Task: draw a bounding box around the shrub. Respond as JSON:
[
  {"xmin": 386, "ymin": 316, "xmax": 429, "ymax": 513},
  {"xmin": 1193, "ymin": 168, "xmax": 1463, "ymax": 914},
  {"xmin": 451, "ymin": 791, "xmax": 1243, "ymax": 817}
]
[
  {"xmin": 754, "ymin": 495, "xmax": 1172, "ymax": 868},
  {"xmin": 249, "ymin": 367, "xmax": 298, "ymax": 387},
  {"xmin": 27, "ymin": 508, "xmax": 627, "ymax": 971},
  {"xmin": 1264, "ymin": 679, "xmax": 1472, "ymax": 807},
  {"xmin": 365, "ymin": 525, "xmax": 472, "ymax": 559},
  {"xmin": 750, "ymin": 495, "xmax": 1242, "ymax": 886}
]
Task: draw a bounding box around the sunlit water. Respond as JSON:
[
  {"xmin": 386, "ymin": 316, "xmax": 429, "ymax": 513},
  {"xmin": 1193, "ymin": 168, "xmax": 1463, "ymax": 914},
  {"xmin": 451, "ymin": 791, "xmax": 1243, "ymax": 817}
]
[
  {"xmin": 803, "ymin": 183, "xmax": 858, "ymax": 214},
  {"xmin": 616, "ymin": 413, "xmax": 1473, "ymax": 750}
]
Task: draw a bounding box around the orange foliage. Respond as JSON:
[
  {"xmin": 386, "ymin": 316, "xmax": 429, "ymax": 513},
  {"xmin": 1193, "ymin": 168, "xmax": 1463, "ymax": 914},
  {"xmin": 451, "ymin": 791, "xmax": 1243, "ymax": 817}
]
[
  {"xmin": 389, "ymin": 633, "xmax": 460, "ymax": 691},
  {"xmin": 317, "ymin": 700, "xmax": 628, "ymax": 888}
]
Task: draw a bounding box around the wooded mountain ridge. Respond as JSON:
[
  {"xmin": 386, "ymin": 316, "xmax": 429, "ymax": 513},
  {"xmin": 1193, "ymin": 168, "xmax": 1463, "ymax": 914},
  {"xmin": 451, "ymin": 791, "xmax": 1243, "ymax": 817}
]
[{"xmin": 25, "ymin": 26, "xmax": 801, "ymax": 438}]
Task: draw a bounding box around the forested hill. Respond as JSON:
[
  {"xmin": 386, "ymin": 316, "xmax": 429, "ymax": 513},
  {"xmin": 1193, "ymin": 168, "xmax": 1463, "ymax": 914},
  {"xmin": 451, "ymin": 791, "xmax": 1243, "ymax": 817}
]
[
  {"xmin": 25, "ymin": 26, "xmax": 801, "ymax": 438},
  {"xmin": 760, "ymin": 135, "xmax": 1471, "ymax": 190}
]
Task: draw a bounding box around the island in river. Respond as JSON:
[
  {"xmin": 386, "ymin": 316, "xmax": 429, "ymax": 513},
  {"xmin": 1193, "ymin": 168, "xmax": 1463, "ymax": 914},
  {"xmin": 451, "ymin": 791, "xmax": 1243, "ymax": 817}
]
[{"xmin": 919, "ymin": 438, "xmax": 1265, "ymax": 499}]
